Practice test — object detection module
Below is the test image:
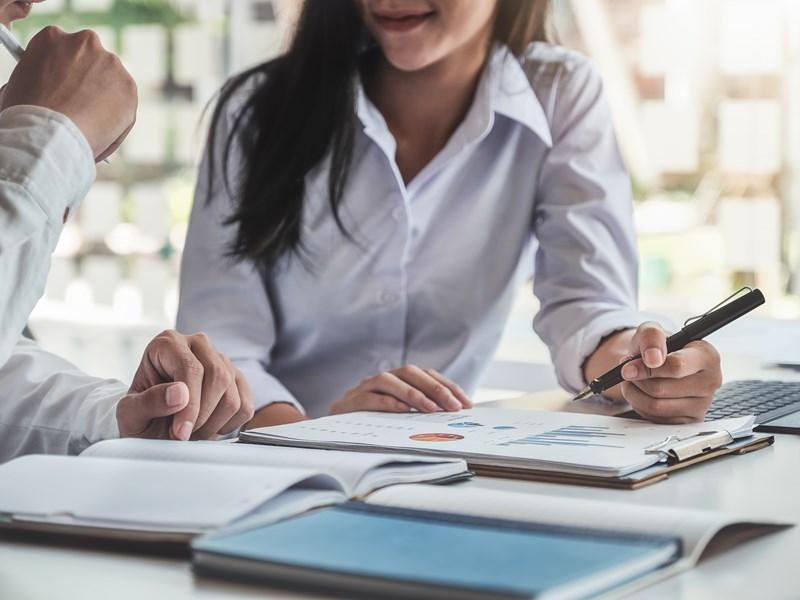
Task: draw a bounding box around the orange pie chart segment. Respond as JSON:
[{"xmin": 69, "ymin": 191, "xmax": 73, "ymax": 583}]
[{"xmin": 409, "ymin": 433, "xmax": 465, "ymax": 442}]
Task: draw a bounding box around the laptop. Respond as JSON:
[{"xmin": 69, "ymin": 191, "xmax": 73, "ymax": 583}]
[
  {"xmin": 617, "ymin": 379, "xmax": 800, "ymax": 434},
  {"xmin": 707, "ymin": 380, "xmax": 800, "ymax": 434}
]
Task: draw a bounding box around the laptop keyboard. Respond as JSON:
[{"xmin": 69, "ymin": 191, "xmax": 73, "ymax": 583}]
[{"xmin": 707, "ymin": 380, "xmax": 800, "ymax": 423}]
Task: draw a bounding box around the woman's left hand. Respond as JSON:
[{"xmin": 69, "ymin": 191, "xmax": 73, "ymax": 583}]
[{"xmin": 617, "ymin": 322, "xmax": 722, "ymax": 423}]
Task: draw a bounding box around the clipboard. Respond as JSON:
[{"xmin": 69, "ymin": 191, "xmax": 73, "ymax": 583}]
[{"xmin": 469, "ymin": 433, "xmax": 774, "ymax": 490}]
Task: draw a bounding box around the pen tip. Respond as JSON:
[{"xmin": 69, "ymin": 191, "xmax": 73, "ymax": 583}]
[{"xmin": 571, "ymin": 386, "xmax": 592, "ymax": 402}]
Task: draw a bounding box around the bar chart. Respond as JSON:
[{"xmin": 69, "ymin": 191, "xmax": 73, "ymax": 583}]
[{"xmin": 502, "ymin": 426, "xmax": 627, "ymax": 449}]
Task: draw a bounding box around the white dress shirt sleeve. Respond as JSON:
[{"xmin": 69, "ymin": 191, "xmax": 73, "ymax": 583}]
[
  {"xmin": 532, "ymin": 59, "xmax": 657, "ymax": 393},
  {"xmin": 0, "ymin": 105, "xmax": 95, "ymax": 366},
  {"xmin": 0, "ymin": 337, "xmax": 125, "ymax": 462},
  {"xmin": 176, "ymin": 102, "xmax": 304, "ymax": 414},
  {"xmin": 0, "ymin": 106, "xmax": 126, "ymax": 462}
]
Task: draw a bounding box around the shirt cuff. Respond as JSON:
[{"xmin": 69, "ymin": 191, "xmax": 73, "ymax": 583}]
[
  {"xmin": 0, "ymin": 105, "xmax": 95, "ymax": 223},
  {"xmin": 237, "ymin": 362, "xmax": 305, "ymax": 415},
  {"xmin": 553, "ymin": 309, "xmax": 676, "ymax": 393},
  {"xmin": 70, "ymin": 381, "xmax": 126, "ymax": 453}
]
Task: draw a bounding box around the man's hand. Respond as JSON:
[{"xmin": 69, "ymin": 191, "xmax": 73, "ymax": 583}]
[
  {"xmin": 2, "ymin": 26, "xmax": 137, "ymax": 162},
  {"xmin": 116, "ymin": 330, "xmax": 254, "ymax": 441},
  {"xmin": 585, "ymin": 323, "xmax": 722, "ymax": 423}
]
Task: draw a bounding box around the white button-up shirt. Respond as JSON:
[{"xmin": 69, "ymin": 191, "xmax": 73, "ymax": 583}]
[
  {"xmin": 178, "ymin": 43, "xmax": 652, "ymax": 418},
  {"xmin": 0, "ymin": 106, "xmax": 124, "ymax": 462}
]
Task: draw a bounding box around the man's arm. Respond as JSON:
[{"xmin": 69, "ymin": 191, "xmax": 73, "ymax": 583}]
[
  {"xmin": 0, "ymin": 27, "xmax": 136, "ymax": 366},
  {"xmin": 0, "ymin": 106, "xmax": 95, "ymax": 366},
  {"xmin": 0, "ymin": 27, "xmax": 253, "ymax": 454},
  {"xmin": 0, "ymin": 336, "xmax": 126, "ymax": 461},
  {"xmin": 0, "ymin": 331, "xmax": 256, "ymax": 462}
]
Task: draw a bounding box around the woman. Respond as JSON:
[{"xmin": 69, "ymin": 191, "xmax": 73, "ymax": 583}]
[{"xmin": 178, "ymin": 0, "xmax": 722, "ymax": 427}]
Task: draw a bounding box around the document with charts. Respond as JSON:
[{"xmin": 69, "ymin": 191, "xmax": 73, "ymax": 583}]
[{"xmin": 241, "ymin": 408, "xmax": 756, "ymax": 478}]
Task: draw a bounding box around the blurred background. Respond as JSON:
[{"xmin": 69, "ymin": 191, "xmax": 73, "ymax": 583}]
[{"xmin": 6, "ymin": 0, "xmax": 800, "ymax": 398}]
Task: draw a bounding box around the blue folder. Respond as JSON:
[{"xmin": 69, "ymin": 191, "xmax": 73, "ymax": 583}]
[{"xmin": 193, "ymin": 502, "xmax": 680, "ymax": 599}]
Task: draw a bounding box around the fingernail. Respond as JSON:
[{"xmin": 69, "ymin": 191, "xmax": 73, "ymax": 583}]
[
  {"xmin": 644, "ymin": 348, "xmax": 663, "ymax": 367},
  {"xmin": 177, "ymin": 421, "xmax": 193, "ymax": 441},
  {"xmin": 166, "ymin": 384, "xmax": 186, "ymax": 407},
  {"xmin": 622, "ymin": 363, "xmax": 639, "ymax": 379},
  {"xmin": 425, "ymin": 400, "xmax": 438, "ymax": 412},
  {"xmin": 449, "ymin": 394, "xmax": 461, "ymax": 410}
]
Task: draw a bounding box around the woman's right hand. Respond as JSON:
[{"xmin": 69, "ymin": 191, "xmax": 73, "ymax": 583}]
[{"xmin": 330, "ymin": 365, "xmax": 472, "ymax": 415}]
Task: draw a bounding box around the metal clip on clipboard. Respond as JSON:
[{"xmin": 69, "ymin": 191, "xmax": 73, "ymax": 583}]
[{"xmin": 644, "ymin": 430, "xmax": 735, "ymax": 462}]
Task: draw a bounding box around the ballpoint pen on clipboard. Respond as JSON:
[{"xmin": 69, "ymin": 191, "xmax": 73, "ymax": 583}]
[
  {"xmin": 0, "ymin": 24, "xmax": 111, "ymax": 164},
  {"xmin": 572, "ymin": 287, "xmax": 766, "ymax": 402}
]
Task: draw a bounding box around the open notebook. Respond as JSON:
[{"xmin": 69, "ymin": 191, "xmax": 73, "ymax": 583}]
[
  {"xmin": 193, "ymin": 484, "xmax": 790, "ymax": 599},
  {"xmin": 0, "ymin": 438, "xmax": 468, "ymax": 543}
]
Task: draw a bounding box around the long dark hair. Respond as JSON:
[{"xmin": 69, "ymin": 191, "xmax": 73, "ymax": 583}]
[{"xmin": 207, "ymin": 0, "xmax": 551, "ymax": 268}]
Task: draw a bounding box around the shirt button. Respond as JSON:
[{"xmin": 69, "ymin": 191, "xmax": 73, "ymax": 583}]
[
  {"xmin": 381, "ymin": 291, "xmax": 398, "ymax": 305},
  {"xmin": 391, "ymin": 206, "xmax": 405, "ymax": 222},
  {"xmin": 378, "ymin": 359, "xmax": 393, "ymax": 372}
]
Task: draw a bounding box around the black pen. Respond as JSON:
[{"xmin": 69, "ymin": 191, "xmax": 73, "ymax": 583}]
[{"xmin": 572, "ymin": 288, "xmax": 766, "ymax": 401}]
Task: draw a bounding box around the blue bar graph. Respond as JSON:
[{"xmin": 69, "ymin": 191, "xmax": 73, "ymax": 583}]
[{"xmin": 501, "ymin": 425, "xmax": 626, "ymax": 449}]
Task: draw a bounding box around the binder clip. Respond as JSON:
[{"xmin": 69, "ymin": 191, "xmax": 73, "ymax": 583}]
[{"xmin": 644, "ymin": 430, "xmax": 734, "ymax": 462}]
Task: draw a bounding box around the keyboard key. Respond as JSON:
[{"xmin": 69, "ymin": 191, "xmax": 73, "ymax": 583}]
[{"xmin": 708, "ymin": 380, "xmax": 800, "ymax": 422}]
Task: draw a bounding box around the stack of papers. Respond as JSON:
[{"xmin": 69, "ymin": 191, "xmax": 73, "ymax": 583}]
[{"xmin": 241, "ymin": 408, "xmax": 757, "ymax": 479}]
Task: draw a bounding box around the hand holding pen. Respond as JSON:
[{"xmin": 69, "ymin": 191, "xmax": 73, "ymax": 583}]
[
  {"xmin": 0, "ymin": 25, "xmax": 137, "ymax": 163},
  {"xmin": 576, "ymin": 289, "xmax": 764, "ymax": 424}
]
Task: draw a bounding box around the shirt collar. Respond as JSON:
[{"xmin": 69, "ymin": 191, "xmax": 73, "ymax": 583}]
[
  {"xmin": 487, "ymin": 44, "xmax": 552, "ymax": 147},
  {"xmin": 356, "ymin": 44, "xmax": 553, "ymax": 149},
  {"xmin": 355, "ymin": 79, "xmax": 396, "ymax": 160}
]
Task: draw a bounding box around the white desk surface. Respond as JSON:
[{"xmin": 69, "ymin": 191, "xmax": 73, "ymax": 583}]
[{"xmin": 3, "ymin": 364, "xmax": 800, "ymax": 599}]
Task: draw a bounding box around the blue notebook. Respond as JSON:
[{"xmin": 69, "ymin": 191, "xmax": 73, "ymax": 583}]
[{"xmin": 193, "ymin": 502, "xmax": 680, "ymax": 599}]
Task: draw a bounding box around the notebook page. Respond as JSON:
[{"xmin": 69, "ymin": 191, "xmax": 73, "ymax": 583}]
[
  {"xmin": 0, "ymin": 455, "xmax": 342, "ymax": 530},
  {"xmin": 83, "ymin": 438, "xmax": 462, "ymax": 497},
  {"xmin": 352, "ymin": 460, "xmax": 468, "ymax": 497},
  {"xmin": 201, "ymin": 489, "xmax": 346, "ymax": 539},
  {"xmin": 367, "ymin": 484, "xmax": 721, "ymax": 563}
]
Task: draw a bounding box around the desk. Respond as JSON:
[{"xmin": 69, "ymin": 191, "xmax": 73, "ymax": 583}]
[
  {"xmin": 2, "ymin": 434, "xmax": 797, "ymax": 599},
  {"xmin": 2, "ymin": 396, "xmax": 800, "ymax": 599}
]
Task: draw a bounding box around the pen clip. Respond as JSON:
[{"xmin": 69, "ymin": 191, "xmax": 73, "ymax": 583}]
[{"xmin": 683, "ymin": 287, "xmax": 753, "ymax": 327}]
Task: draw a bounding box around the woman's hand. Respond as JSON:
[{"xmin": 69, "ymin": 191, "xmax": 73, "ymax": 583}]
[
  {"xmin": 585, "ymin": 322, "xmax": 722, "ymax": 423},
  {"xmin": 330, "ymin": 365, "xmax": 472, "ymax": 415}
]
